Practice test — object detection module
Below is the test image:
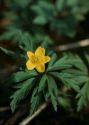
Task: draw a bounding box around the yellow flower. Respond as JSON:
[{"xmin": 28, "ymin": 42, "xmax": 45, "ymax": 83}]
[{"xmin": 26, "ymin": 47, "xmax": 51, "ymax": 73}]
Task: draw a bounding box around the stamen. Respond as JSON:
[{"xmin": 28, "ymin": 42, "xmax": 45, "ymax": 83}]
[{"xmin": 31, "ymin": 56, "xmax": 38, "ymax": 64}]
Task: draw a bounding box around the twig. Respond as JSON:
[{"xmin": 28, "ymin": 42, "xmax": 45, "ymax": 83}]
[
  {"xmin": 0, "ymin": 103, "xmax": 28, "ymax": 112},
  {"xmin": 19, "ymin": 102, "xmax": 48, "ymax": 125},
  {"xmin": 0, "ymin": 106, "xmax": 10, "ymax": 112},
  {"xmin": 5, "ymin": 110, "xmax": 23, "ymax": 125},
  {"xmin": 5, "ymin": 106, "xmax": 28, "ymax": 125},
  {"xmin": 55, "ymin": 39, "xmax": 89, "ymax": 51}
]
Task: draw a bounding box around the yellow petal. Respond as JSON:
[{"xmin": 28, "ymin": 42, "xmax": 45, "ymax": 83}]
[
  {"xmin": 27, "ymin": 51, "xmax": 34, "ymax": 59},
  {"xmin": 36, "ymin": 64, "xmax": 45, "ymax": 73},
  {"xmin": 44, "ymin": 56, "xmax": 51, "ymax": 63},
  {"xmin": 26, "ymin": 60, "xmax": 35, "ymax": 70},
  {"xmin": 35, "ymin": 47, "xmax": 45, "ymax": 57}
]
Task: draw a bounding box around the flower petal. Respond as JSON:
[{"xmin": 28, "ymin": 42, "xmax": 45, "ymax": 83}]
[
  {"xmin": 44, "ymin": 56, "xmax": 51, "ymax": 63},
  {"xmin": 35, "ymin": 47, "xmax": 45, "ymax": 56},
  {"xmin": 27, "ymin": 51, "xmax": 34, "ymax": 59},
  {"xmin": 26, "ymin": 60, "xmax": 35, "ymax": 70},
  {"xmin": 36, "ymin": 64, "xmax": 45, "ymax": 73}
]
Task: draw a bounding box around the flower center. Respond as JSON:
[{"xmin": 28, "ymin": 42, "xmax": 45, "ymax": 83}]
[{"xmin": 31, "ymin": 56, "xmax": 38, "ymax": 64}]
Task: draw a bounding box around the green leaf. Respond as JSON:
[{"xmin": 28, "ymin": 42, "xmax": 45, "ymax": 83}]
[
  {"xmin": 0, "ymin": 47, "xmax": 16, "ymax": 57},
  {"xmin": 47, "ymin": 75, "xmax": 58, "ymax": 111},
  {"xmin": 30, "ymin": 87, "xmax": 41, "ymax": 115},
  {"xmin": 0, "ymin": 29, "xmax": 18, "ymax": 41},
  {"xmin": 61, "ymin": 69, "xmax": 87, "ymax": 75},
  {"xmin": 77, "ymin": 96, "xmax": 86, "ymax": 111},
  {"xmin": 67, "ymin": 0, "xmax": 78, "ymax": 6},
  {"xmin": 13, "ymin": 70, "xmax": 37, "ymax": 83},
  {"xmin": 85, "ymin": 52, "xmax": 89, "ymax": 64},
  {"xmin": 48, "ymin": 53, "xmax": 57, "ymax": 68},
  {"xmin": 38, "ymin": 74, "xmax": 47, "ymax": 92},
  {"xmin": 41, "ymin": 36, "xmax": 53, "ymax": 48},
  {"xmin": 55, "ymin": 0, "xmax": 65, "ymax": 11},
  {"xmin": 48, "ymin": 53, "xmax": 87, "ymax": 72},
  {"xmin": 58, "ymin": 96, "xmax": 70, "ymax": 109},
  {"xmin": 17, "ymin": 31, "xmax": 34, "ymax": 51},
  {"xmin": 31, "ymin": 1, "xmax": 55, "ymax": 21},
  {"xmin": 10, "ymin": 78, "xmax": 35, "ymax": 112},
  {"xmin": 0, "ymin": 47, "xmax": 25, "ymax": 60},
  {"xmin": 48, "ymin": 75, "xmax": 59, "ymax": 96},
  {"xmin": 47, "ymin": 55, "xmax": 72, "ymax": 71},
  {"xmin": 12, "ymin": 0, "xmax": 31, "ymax": 8},
  {"xmin": 33, "ymin": 16, "xmax": 48, "ymax": 25},
  {"xmin": 72, "ymin": 55, "xmax": 87, "ymax": 73},
  {"xmin": 44, "ymin": 91, "xmax": 50, "ymax": 102},
  {"xmin": 53, "ymin": 70, "xmax": 88, "ymax": 85},
  {"xmin": 75, "ymin": 13, "xmax": 85, "ymax": 21},
  {"xmin": 50, "ymin": 72, "xmax": 80, "ymax": 92},
  {"xmin": 64, "ymin": 79, "xmax": 80, "ymax": 92},
  {"xmin": 30, "ymin": 95, "xmax": 41, "ymax": 115},
  {"xmin": 77, "ymin": 82, "xmax": 89, "ymax": 111},
  {"xmin": 31, "ymin": 87, "xmax": 38, "ymax": 103}
]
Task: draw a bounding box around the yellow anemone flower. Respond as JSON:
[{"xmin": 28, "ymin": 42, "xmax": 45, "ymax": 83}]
[{"xmin": 26, "ymin": 47, "xmax": 51, "ymax": 73}]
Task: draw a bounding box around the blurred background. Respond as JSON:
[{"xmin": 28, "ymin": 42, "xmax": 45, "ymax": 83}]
[{"xmin": 0, "ymin": 0, "xmax": 89, "ymax": 125}]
